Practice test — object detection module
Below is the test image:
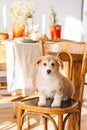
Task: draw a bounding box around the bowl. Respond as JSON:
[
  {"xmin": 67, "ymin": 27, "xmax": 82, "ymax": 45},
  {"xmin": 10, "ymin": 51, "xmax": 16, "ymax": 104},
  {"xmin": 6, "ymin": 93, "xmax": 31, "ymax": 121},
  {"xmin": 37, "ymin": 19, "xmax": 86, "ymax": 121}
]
[{"xmin": 0, "ymin": 33, "xmax": 9, "ymax": 40}]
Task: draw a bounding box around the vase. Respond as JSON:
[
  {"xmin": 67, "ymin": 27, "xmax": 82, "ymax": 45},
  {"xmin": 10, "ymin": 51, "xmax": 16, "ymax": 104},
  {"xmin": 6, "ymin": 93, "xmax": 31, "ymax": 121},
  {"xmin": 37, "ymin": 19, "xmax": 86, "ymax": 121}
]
[
  {"xmin": 12, "ymin": 23, "xmax": 25, "ymax": 38},
  {"xmin": 25, "ymin": 18, "xmax": 34, "ymax": 38},
  {"xmin": 50, "ymin": 24, "xmax": 61, "ymax": 39}
]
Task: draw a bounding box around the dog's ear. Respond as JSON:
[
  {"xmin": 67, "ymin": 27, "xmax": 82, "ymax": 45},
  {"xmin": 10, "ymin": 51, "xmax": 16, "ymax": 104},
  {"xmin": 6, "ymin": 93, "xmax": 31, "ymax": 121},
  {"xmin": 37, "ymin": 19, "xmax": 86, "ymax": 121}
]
[
  {"xmin": 34, "ymin": 57, "xmax": 42, "ymax": 66},
  {"xmin": 57, "ymin": 58, "xmax": 64, "ymax": 69}
]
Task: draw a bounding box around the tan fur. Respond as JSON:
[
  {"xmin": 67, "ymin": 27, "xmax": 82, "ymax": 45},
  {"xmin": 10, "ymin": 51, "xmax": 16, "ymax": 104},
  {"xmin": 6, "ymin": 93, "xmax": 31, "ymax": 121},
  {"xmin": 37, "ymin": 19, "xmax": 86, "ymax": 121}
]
[{"xmin": 35, "ymin": 55, "xmax": 74, "ymax": 107}]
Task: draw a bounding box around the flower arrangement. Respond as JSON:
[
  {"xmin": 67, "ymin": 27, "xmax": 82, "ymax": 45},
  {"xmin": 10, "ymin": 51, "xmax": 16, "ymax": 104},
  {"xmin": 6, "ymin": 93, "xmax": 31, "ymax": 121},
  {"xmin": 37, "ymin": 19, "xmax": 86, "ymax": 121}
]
[
  {"xmin": 49, "ymin": 7, "xmax": 57, "ymax": 25},
  {"xmin": 9, "ymin": 0, "xmax": 35, "ymax": 23}
]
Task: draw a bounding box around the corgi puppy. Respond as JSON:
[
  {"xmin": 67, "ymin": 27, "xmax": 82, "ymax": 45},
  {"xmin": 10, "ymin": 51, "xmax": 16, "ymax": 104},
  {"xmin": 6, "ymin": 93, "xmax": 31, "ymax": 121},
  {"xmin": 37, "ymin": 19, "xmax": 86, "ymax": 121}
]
[{"xmin": 34, "ymin": 55, "xmax": 74, "ymax": 107}]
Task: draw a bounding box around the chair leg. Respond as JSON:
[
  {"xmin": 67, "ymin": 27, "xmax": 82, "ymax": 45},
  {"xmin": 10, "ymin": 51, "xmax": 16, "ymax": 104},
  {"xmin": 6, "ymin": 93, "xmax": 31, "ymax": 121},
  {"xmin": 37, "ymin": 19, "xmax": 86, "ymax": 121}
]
[
  {"xmin": 17, "ymin": 107, "xmax": 24, "ymax": 130},
  {"xmin": 43, "ymin": 117, "xmax": 48, "ymax": 130},
  {"xmin": 76, "ymin": 111, "xmax": 81, "ymax": 130},
  {"xmin": 13, "ymin": 102, "xmax": 16, "ymax": 118},
  {"xmin": 26, "ymin": 115, "xmax": 30, "ymax": 130},
  {"xmin": 58, "ymin": 114, "xmax": 63, "ymax": 130},
  {"xmin": 67, "ymin": 114, "xmax": 77, "ymax": 130}
]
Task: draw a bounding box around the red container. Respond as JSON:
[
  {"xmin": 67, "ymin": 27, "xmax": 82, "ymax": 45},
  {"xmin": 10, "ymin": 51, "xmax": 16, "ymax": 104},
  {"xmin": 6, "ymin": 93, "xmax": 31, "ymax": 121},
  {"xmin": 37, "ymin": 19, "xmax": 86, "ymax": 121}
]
[
  {"xmin": 50, "ymin": 25, "xmax": 56, "ymax": 39},
  {"xmin": 50, "ymin": 24, "xmax": 61, "ymax": 39},
  {"xmin": 55, "ymin": 25, "xmax": 61, "ymax": 39}
]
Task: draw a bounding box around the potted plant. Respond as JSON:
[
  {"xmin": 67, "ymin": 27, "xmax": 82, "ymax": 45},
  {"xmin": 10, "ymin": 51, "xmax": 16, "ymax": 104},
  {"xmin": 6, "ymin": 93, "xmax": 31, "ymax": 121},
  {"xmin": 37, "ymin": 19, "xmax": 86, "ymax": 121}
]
[
  {"xmin": 49, "ymin": 7, "xmax": 61, "ymax": 39},
  {"xmin": 9, "ymin": 0, "xmax": 35, "ymax": 38}
]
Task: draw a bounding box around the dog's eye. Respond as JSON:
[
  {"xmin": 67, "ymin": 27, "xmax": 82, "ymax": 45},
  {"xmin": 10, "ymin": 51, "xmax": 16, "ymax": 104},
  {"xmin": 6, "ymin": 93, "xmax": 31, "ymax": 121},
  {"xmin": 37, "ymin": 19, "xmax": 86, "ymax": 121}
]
[
  {"xmin": 51, "ymin": 63, "xmax": 55, "ymax": 66},
  {"xmin": 43, "ymin": 63, "xmax": 47, "ymax": 66}
]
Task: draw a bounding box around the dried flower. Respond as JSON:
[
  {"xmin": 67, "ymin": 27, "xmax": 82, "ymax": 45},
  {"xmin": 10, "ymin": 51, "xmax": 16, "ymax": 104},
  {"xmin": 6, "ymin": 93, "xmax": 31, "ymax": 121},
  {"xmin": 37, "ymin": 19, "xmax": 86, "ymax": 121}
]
[
  {"xmin": 9, "ymin": 0, "xmax": 35, "ymax": 23},
  {"xmin": 25, "ymin": 2, "xmax": 35, "ymax": 19},
  {"xmin": 49, "ymin": 7, "xmax": 57, "ymax": 24}
]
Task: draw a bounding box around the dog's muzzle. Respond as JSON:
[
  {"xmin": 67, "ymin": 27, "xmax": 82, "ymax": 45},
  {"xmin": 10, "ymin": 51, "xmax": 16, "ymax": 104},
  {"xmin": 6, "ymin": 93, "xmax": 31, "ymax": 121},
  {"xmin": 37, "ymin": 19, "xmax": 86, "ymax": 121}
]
[{"xmin": 47, "ymin": 69, "xmax": 51, "ymax": 74}]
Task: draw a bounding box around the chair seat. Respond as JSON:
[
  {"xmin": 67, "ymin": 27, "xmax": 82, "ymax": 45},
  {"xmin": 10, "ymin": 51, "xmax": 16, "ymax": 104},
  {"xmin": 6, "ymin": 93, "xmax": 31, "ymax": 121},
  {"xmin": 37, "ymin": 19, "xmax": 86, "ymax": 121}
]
[
  {"xmin": 19, "ymin": 97, "xmax": 79, "ymax": 115},
  {"xmin": 0, "ymin": 95, "xmax": 25, "ymax": 103}
]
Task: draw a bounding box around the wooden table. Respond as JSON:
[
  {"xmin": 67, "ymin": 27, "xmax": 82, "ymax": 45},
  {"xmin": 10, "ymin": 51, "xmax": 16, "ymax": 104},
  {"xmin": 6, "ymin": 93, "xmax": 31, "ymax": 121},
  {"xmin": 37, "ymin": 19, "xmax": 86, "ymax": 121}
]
[
  {"xmin": 0, "ymin": 41, "xmax": 40, "ymax": 95},
  {"xmin": 0, "ymin": 41, "xmax": 40, "ymax": 118}
]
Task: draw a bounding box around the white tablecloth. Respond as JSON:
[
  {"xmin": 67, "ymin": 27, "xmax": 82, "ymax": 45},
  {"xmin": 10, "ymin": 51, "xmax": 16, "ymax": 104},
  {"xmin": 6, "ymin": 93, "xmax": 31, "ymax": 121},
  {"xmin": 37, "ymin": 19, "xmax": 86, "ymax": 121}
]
[{"xmin": 5, "ymin": 41, "xmax": 40, "ymax": 93}]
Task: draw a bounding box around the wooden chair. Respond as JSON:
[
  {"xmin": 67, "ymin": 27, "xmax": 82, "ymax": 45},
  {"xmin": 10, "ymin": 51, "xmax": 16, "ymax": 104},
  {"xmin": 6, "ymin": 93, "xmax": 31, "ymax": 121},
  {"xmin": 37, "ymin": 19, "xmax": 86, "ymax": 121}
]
[
  {"xmin": 17, "ymin": 39, "xmax": 87, "ymax": 130},
  {"xmin": 39, "ymin": 39, "xmax": 87, "ymax": 130},
  {"xmin": 0, "ymin": 44, "xmax": 25, "ymax": 118},
  {"xmin": 41, "ymin": 39, "xmax": 87, "ymax": 130},
  {"xmin": 56, "ymin": 50, "xmax": 73, "ymax": 80}
]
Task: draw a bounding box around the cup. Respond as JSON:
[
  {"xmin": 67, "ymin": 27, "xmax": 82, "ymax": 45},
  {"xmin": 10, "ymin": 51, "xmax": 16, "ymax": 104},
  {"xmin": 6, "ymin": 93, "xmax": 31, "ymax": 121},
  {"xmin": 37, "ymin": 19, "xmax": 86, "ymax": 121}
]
[{"xmin": 12, "ymin": 24, "xmax": 25, "ymax": 38}]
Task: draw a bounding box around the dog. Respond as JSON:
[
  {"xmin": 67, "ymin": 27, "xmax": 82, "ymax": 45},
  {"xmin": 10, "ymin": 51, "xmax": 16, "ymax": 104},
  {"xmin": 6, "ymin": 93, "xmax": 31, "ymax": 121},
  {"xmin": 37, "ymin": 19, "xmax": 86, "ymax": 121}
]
[{"xmin": 34, "ymin": 55, "xmax": 74, "ymax": 107}]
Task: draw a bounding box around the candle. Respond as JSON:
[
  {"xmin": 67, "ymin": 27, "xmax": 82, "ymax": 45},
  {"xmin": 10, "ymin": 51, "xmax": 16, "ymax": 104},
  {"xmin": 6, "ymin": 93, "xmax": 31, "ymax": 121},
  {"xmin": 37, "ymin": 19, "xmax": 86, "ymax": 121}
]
[
  {"xmin": 3, "ymin": 5, "xmax": 7, "ymax": 32},
  {"xmin": 42, "ymin": 14, "xmax": 46, "ymax": 36}
]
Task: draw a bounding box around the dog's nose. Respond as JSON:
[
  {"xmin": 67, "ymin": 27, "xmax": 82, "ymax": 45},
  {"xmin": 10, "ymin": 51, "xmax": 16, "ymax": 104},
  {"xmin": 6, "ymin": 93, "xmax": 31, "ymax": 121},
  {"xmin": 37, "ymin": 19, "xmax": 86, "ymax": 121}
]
[{"xmin": 47, "ymin": 69, "xmax": 51, "ymax": 74}]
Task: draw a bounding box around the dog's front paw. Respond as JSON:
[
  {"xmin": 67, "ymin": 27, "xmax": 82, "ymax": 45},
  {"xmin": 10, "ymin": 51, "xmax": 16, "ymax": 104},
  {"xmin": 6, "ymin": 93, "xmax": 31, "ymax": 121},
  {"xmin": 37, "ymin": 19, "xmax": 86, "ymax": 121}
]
[
  {"xmin": 51, "ymin": 100, "xmax": 61, "ymax": 107},
  {"xmin": 38, "ymin": 100, "xmax": 46, "ymax": 106},
  {"xmin": 38, "ymin": 97, "xmax": 46, "ymax": 106}
]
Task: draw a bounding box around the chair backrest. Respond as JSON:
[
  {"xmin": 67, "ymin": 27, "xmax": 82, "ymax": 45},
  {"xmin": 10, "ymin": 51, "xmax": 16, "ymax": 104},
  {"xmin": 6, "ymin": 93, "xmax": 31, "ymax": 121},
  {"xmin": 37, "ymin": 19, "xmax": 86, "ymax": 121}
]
[
  {"xmin": 79, "ymin": 43, "xmax": 87, "ymax": 102},
  {"xmin": 39, "ymin": 38, "xmax": 76, "ymax": 80},
  {"xmin": 39, "ymin": 38, "xmax": 86, "ymax": 102},
  {"xmin": 56, "ymin": 50, "xmax": 73, "ymax": 80}
]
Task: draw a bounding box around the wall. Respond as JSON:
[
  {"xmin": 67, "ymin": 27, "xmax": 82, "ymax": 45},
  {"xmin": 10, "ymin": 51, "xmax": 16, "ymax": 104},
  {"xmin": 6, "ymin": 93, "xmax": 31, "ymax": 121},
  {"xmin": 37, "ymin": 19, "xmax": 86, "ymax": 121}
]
[
  {"xmin": 0, "ymin": 0, "xmax": 12, "ymax": 32},
  {"xmin": 32, "ymin": 0, "xmax": 82, "ymax": 41},
  {"xmin": 82, "ymin": 0, "xmax": 87, "ymax": 41},
  {"xmin": 0, "ymin": 0, "xmax": 82, "ymax": 41}
]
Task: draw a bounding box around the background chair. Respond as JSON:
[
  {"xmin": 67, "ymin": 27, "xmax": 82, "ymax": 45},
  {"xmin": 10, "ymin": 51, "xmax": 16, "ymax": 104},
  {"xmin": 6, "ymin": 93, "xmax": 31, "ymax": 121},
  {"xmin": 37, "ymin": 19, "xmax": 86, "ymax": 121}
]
[
  {"xmin": 17, "ymin": 39, "xmax": 87, "ymax": 130},
  {"xmin": 0, "ymin": 44, "xmax": 25, "ymax": 118}
]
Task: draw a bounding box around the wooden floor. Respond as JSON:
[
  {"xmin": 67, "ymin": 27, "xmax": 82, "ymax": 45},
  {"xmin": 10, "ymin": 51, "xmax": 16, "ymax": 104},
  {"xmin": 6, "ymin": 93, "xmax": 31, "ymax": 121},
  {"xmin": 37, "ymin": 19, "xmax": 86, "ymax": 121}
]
[{"xmin": 0, "ymin": 102, "xmax": 87, "ymax": 130}]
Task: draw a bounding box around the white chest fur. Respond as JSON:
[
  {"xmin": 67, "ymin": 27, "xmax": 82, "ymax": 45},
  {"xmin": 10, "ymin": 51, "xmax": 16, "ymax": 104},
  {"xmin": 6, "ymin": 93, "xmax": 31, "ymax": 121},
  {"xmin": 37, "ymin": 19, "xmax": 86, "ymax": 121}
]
[{"xmin": 37, "ymin": 76, "xmax": 61, "ymax": 97}]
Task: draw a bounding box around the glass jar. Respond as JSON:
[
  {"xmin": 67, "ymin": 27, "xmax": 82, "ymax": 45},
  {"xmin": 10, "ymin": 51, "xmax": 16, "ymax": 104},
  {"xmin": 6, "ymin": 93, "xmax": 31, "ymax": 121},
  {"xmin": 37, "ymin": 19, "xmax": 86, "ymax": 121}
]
[
  {"xmin": 25, "ymin": 18, "xmax": 34, "ymax": 38},
  {"xmin": 12, "ymin": 23, "xmax": 25, "ymax": 38}
]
